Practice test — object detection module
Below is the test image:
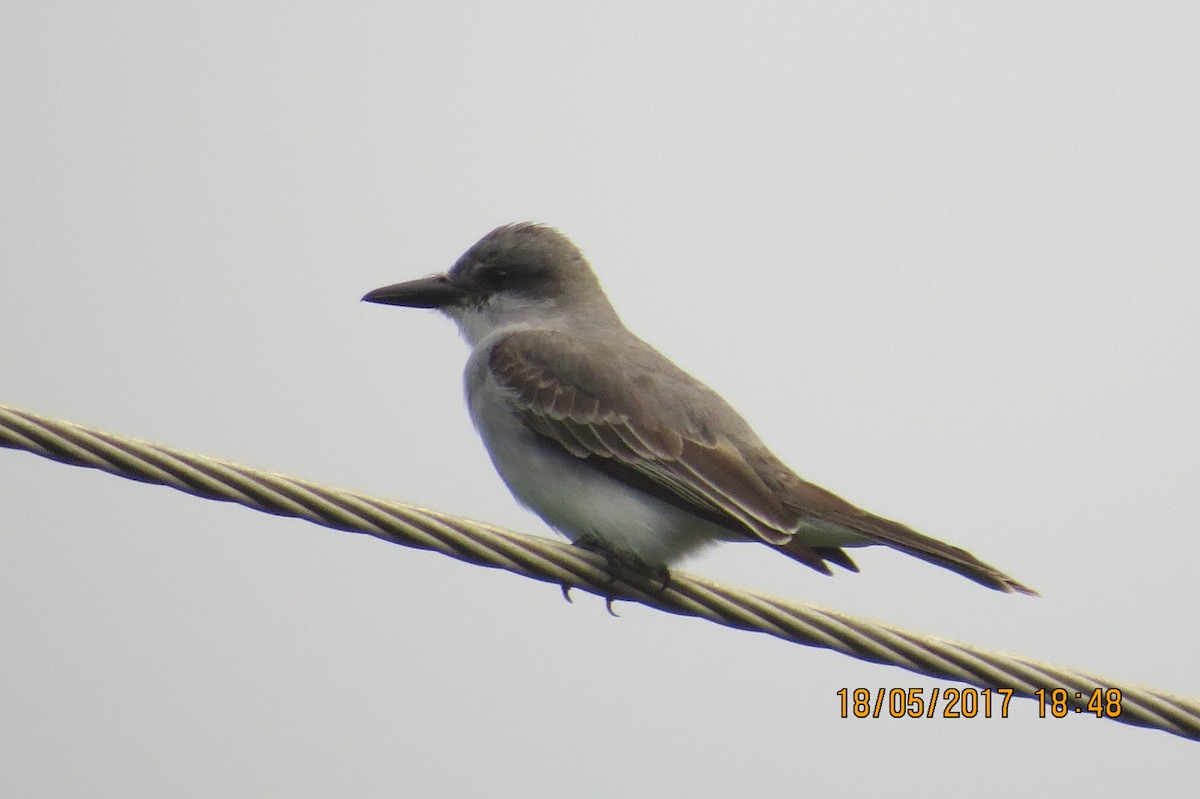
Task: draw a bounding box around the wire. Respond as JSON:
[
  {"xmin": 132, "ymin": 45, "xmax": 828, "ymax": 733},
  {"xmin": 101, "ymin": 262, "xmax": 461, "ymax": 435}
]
[{"xmin": 2, "ymin": 403, "xmax": 1196, "ymax": 741}]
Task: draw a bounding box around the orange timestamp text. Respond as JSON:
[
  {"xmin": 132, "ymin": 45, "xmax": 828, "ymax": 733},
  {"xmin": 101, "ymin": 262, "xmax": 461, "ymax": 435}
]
[
  {"xmin": 837, "ymin": 687, "xmax": 1014, "ymax": 719},
  {"xmin": 837, "ymin": 687, "xmax": 1125, "ymax": 720}
]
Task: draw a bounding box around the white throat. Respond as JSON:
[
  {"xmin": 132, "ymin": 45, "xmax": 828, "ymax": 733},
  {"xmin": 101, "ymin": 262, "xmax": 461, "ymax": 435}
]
[{"xmin": 444, "ymin": 293, "xmax": 587, "ymax": 347}]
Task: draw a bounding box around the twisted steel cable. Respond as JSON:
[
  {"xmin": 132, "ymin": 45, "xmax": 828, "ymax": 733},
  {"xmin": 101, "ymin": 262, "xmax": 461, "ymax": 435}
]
[{"xmin": 2, "ymin": 403, "xmax": 1197, "ymax": 741}]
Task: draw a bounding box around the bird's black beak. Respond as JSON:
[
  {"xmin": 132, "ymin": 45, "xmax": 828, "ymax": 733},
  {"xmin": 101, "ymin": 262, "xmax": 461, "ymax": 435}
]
[{"xmin": 361, "ymin": 274, "xmax": 466, "ymax": 309}]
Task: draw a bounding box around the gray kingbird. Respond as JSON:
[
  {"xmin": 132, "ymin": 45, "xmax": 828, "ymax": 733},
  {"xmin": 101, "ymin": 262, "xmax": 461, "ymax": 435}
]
[{"xmin": 363, "ymin": 223, "xmax": 1035, "ymax": 594}]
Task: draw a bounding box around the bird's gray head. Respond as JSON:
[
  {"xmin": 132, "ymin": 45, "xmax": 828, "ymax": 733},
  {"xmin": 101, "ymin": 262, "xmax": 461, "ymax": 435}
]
[{"xmin": 363, "ymin": 223, "xmax": 620, "ymax": 345}]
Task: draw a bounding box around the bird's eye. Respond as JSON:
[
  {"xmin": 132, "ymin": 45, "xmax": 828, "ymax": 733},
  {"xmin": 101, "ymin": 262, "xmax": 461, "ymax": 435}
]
[{"xmin": 477, "ymin": 265, "xmax": 509, "ymax": 287}]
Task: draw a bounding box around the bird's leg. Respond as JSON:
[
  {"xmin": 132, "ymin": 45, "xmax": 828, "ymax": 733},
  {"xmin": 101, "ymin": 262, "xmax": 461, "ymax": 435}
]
[
  {"xmin": 565, "ymin": 536, "xmax": 672, "ymax": 610},
  {"xmin": 569, "ymin": 536, "xmax": 622, "ymax": 584},
  {"xmin": 560, "ymin": 536, "xmax": 620, "ymax": 608},
  {"xmin": 648, "ymin": 564, "xmax": 671, "ymax": 593}
]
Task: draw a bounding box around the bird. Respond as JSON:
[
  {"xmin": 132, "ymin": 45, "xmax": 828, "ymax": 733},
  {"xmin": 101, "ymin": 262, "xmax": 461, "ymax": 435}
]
[{"xmin": 362, "ymin": 222, "xmax": 1035, "ymax": 595}]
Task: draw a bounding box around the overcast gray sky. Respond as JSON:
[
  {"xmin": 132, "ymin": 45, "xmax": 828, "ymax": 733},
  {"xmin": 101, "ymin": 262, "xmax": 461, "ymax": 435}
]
[{"xmin": 2, "ymin": 3, "xmax": 1198, "ymax": 796}]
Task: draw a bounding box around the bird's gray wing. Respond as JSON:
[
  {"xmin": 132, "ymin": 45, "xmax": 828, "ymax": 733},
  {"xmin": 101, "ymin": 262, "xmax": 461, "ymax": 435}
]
[
  {"xmin": 489, "ymin": 329, "xmax": 1034, "ymax": 592},
  {"xmin": 488, "ymin": 329, "xmax": 839, "ymax": 570}
]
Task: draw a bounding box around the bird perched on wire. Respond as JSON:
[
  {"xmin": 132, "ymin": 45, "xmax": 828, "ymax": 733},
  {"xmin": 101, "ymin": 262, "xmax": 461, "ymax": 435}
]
[{"xmin": 363, "ymin": 223, "xmax": 1035, "ymax": 596}]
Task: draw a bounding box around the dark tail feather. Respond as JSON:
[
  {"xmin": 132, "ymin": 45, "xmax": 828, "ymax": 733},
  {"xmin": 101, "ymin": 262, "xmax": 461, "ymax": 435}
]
[
  {"xmin": 774, "ymin": 539, "xmax": 858, "ymax": 574},
  {"xmin": 845, "ymin": 513, "xmax": 1038, "ymax": 595},
  {"xmin": 894, "ymin": 538, "xmax": 1038, "ymax": 595},
  {"xmin": 774, "ymin": 518, "xmax": 1037, "ymax": 595},
  {"xmin": 773, "ymin": 537, "xmax": 835, "ymax": 575},
  {"xmin": 769, "ymin": 471, "xmax": 1035, "ymax": 593},
  {"xmin": 813, "ymin": 546, "xmax": 860, "ymax": 573}
]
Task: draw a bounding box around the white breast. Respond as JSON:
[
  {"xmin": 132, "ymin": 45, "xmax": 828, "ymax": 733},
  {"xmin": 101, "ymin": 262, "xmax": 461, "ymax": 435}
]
[{"xmin": 462, "ymin": 341, "xmax": 728, "ymax": 567}]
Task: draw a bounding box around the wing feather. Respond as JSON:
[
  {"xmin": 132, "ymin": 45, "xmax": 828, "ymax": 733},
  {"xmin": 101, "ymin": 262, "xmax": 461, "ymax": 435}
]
[
  {"xmin": 489, "ymin": 330, "xmax": 798, "ymax": 546},
  {"xmin": 487, "ymin": 329, "xmax": 1032, "ymax": 593}
]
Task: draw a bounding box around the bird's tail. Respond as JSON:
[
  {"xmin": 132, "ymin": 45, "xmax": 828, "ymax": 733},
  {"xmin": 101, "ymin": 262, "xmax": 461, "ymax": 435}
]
[{"xmin": 776, "ymin": 515, "xmax": 1038, "ymax": 596}]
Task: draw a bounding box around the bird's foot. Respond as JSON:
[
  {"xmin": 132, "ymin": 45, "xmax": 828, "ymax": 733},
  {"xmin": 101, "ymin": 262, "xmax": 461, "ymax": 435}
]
[{"xmin": 565, "ymin": 537, "xmax": 672, "ymax": 612}]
